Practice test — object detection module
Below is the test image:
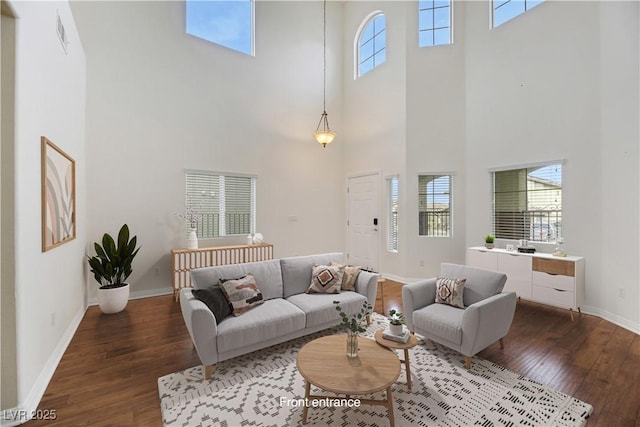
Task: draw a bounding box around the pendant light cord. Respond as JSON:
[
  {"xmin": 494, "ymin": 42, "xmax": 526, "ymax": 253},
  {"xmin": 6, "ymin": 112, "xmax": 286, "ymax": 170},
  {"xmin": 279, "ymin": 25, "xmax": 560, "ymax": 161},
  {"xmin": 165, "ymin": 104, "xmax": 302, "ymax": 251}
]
[{"xmin": 323, "ymin": 0, "xmax": 327, "ymax": 112}]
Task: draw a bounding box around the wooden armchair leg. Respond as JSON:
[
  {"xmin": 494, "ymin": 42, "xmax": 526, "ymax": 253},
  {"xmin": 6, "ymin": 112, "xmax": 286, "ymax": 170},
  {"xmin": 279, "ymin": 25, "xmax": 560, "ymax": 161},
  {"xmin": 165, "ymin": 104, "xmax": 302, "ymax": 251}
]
[
  {"xmin": 204, "ymin": 364, "xmax": 216, "ymax": 380},
  {"xmin": 366, "ymin": 315, "xmax": 371, "ymax": 325},
  {"xmin": 499, "ymin": 337, "xmax": 505, "ymax": 349},
  {"xmin": 464, "ymin": 356, "xmax": 472, "ymax": 369}
]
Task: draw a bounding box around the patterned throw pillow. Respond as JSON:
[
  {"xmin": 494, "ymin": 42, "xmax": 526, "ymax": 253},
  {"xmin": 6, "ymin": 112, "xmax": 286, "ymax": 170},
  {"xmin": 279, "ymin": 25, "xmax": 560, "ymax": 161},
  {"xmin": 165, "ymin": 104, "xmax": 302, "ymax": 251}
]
[
  {"xmin": 330, "ymin": 262, "xmax": 361, "ymax": 291},
  {"xmin": 220, "ymin": 274, "xmax": 264, "ymax": 316},
  {"xmin": 435, "ymin": 277, "xmax": 466, "ymax": 309},
  {"xmin": 192, "ymin": 285, "xmax": 233, "ymax": 323},
  {"xmin": 307, "ymin": 264, "xmax": 344, "ymax": 294}
]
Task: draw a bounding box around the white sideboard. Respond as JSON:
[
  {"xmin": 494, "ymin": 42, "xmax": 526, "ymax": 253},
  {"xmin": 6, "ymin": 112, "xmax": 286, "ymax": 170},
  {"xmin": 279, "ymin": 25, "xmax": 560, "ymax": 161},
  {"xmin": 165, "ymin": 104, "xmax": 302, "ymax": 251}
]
[{"xmin": 467, "ymin": 247, "xmax": 585, "ymax": 320}]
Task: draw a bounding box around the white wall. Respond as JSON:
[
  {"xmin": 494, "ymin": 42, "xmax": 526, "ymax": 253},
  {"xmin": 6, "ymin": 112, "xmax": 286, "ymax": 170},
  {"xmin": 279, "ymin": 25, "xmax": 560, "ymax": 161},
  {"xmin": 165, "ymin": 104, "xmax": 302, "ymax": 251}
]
[
  {"xmin": 70, "ymin": 1, "xmax": 345, "ymax": 301},
  {"xmin": 8, "ymin": 0, "xmax": 87, "ymax": 417},
  {"xmin": 464, "ymin": 1, "xmax": 639, "ymax": 331}
]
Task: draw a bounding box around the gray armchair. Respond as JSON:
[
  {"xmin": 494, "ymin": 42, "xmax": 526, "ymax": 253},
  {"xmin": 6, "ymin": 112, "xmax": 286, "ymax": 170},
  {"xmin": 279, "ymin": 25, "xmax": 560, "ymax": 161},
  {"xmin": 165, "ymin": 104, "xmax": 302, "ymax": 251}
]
[{"xmin": 402, "ymin": 263, "xmax": 517, "ymax": 368}]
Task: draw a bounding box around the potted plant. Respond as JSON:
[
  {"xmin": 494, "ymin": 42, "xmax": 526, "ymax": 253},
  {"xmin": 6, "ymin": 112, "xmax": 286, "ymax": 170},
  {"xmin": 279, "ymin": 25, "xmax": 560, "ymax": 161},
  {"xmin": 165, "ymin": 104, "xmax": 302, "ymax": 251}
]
[
  {"xmin": 485, "ymin": 234, "xmax": 495, "ymax": 249},
  {"xmin": 87, "ymin": 224, "xmax": 141, "ymax": 314},
  {"xmin": 333, "ymin": 300, "xmax": 373, "ymax": 358},
  {"xmin": 388, "ymin": 309, "xmax": 404, "ymax": 336}
]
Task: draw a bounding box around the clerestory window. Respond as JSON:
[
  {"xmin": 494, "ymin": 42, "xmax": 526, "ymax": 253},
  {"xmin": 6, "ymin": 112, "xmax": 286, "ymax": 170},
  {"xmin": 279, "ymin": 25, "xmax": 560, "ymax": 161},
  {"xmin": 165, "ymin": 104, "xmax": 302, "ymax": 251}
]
[
  {"xmin": 356, "ymin": 12, "xmax": 386, "ymax": 77},
  {"xmin": 492, "ymin": 0, "xmax": 544, "ymax": 28},
  {"xmin": 186, "ymin": 0, "xmax": 254, "ymax": 56},
  {"xmin": 418, "ymin": 0, "xmax": 452, "ymax": 47}
]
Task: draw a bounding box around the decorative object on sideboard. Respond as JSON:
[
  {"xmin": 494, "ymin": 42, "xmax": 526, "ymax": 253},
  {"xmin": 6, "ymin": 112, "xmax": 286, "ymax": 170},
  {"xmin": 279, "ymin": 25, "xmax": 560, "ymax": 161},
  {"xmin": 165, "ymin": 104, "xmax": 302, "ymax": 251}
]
[
  {"xmin": 87, "ymin": 224, "xmax": 141, "ymax": 314},
  {"xmin": 333, "ymin": 300, "xmax": 373, "ymax": 358},
  {"xmin": 553, "ymin": 237, "xmax": 567, "ymax": 257},
  {"xmin": 177, "ymin": 195, "xmax": 202, "ymax": 249},
  {"xmin": 484, "ymin": 234, "xmax": 495, "ymax": 249},
  {"xmin": 313, "ymin": 0, "xmax": 336, "ymax": 148},
  {"xmin": 252, "ymin": 233, "xmax": 264, "ymax": 244}
]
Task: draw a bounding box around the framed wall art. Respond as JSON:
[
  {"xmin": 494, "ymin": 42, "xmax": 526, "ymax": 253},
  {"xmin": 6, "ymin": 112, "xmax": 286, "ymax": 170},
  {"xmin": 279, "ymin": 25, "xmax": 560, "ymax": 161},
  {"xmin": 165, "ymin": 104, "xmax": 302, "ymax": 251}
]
[{"xmin": 41, "ymin": 136, "xmax": 76, "ymax": 252}]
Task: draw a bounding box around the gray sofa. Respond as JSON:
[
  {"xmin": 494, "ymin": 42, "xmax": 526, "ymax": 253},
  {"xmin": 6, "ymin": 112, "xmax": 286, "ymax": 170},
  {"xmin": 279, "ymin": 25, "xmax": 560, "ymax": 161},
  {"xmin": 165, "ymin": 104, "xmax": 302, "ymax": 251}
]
[
  {"xmin": 402, "ymin": 263, "xmax": 516, "ymax": 369},
  {"xmin": 180, "ymin": 252, "xmax": 379, "ymax": 379}
]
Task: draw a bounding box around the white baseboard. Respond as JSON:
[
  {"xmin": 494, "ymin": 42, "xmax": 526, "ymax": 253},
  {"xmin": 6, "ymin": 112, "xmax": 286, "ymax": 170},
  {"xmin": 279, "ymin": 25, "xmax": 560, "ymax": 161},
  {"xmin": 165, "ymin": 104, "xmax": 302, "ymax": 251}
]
[
  {"xmin": 0, "ymin": 305, "xmax": 86, "ymax": 426},
  {"xmin": 581, "ymin": 305, "xmax": 640, "ymax": 335},
  {"xmin": 87, "ymin": 287, "xmax": 174, "ymax": 306}
]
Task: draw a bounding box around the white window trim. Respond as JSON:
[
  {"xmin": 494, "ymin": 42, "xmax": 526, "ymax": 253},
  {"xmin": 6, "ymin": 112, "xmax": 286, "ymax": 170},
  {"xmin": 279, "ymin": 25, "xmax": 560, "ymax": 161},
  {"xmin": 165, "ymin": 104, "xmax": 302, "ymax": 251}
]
[{"xmin": 353, "ymin": 10, "xmax": 384, "ymax": 80}]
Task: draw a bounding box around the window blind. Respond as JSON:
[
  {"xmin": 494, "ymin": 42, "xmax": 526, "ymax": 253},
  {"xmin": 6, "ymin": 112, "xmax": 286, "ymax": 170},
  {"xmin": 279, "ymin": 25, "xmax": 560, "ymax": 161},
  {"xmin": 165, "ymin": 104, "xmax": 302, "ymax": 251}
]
[
  {"xmin": 418, "ymin": 175, "xmax": 451, "ymax": 237},
  {"xmin": 387, "ymin": 176, "xmax": 398, "ymax": 252},
  {"xmin": 492, "ymin": 163, "xmax": 562, "ymax": 241},
  {"xmin": 186, "ymin": 171, "xmax": 256, "ymax": 238}
]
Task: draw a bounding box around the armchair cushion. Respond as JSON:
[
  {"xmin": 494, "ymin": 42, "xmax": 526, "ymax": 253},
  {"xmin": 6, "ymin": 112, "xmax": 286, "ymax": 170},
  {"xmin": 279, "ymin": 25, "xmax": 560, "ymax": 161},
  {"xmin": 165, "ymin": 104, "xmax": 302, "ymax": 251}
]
[{"xmin": 414, "ymin": 303, "xmax": 464, "ymax": 344}]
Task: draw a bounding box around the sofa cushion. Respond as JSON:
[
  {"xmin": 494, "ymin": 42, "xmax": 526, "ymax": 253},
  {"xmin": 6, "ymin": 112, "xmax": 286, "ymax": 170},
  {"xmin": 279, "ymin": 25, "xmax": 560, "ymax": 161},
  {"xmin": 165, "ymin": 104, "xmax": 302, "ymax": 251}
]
[
  {"xmin": 216, "ymin": 299, "xmax": 306, "ymax": 353},
  {"xmin": 435, "ymin": 277, "xmax": 466, "ymax": 308},
  {"xmin": 190, "ymin": 259, "xmax": 284, "ymax": 300},
  {"xmin": 287, "ymin": 291, "xmax": 366, "ymax": 328},
  {"xmin": 413, "ymin": 303, "xmax": 464, "ymax": 345},
  {"xmin": 440, "ymin": 263, "xmax": 507, "ymax": 306},
  {"xmin": 191, "ymin": 286, "xmax": 232, "ymax": 323},
  {"xmin": 307, "ymin": 264, "xmax": 344, "ymax": 294},
  {"xmin": 281, "ymin": 253, "xmax": 344, "ymax": 298},
  {"xmin": 220, "ymin": 274, "xmax": 264, "ymax": 316},
  {"xmin": 331, "ymin": 262, "xmax": 361, "ymax": 291}
]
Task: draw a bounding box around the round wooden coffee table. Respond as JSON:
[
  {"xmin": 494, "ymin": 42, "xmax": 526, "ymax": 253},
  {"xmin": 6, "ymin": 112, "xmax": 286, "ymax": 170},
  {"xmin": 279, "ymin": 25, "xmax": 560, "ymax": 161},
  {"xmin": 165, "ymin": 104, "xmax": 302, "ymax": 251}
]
[
  {"xmin": 297, "ymin": 334, "xmax": 401, "ymax": 426},
  {"xmin": 374, "ymin": 330, "xmax": 419, "ymax": 390}
]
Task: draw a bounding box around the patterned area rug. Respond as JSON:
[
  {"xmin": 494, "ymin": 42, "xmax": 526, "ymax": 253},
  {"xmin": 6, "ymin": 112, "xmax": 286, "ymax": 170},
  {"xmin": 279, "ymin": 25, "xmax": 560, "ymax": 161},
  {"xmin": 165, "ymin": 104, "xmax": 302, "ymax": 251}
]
[{"xmin": 158, "ymin": 314, "xmax": 592, "ymax": 426}]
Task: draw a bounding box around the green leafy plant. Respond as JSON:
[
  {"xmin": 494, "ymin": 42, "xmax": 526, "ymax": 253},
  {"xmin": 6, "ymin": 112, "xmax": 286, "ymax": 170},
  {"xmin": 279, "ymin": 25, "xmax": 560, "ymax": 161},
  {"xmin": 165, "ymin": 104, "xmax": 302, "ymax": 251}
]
[
  {"xmin": 87, "ymin": 224, "xmax": 141, "ymax": 289},
  {"xmin": 388, "ymin": 309, "xmax": 404, "ymax": 326},
  {"xmin": 333, "ymin": 300, "xmax": 372, "ymax": 334},
  {"xmin": 485, "ymin": 234, "xmax": 495, "ymax": 244}
]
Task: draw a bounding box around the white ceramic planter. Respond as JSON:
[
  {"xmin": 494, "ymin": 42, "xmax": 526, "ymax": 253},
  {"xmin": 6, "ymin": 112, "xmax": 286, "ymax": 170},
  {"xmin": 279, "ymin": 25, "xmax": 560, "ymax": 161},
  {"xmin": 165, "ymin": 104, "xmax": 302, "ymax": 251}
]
[
  {"xmin": 186, "ymin": 228, "xmax": 198, "ymax": 249},
  {"xmin": 389, "ymin": 323, "xmax": 404, "ymax": 336},
  {"xmin": 97, "ymin": 283, "xmax": 130, "ymax": 314}
]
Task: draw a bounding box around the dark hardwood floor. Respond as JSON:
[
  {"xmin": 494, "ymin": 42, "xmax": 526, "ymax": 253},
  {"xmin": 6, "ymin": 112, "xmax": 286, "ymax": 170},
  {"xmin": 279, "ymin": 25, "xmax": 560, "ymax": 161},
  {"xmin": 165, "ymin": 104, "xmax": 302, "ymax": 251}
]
[{"xmin": 27, "ymin": 280, "xmax": 639, "ymax": 426}]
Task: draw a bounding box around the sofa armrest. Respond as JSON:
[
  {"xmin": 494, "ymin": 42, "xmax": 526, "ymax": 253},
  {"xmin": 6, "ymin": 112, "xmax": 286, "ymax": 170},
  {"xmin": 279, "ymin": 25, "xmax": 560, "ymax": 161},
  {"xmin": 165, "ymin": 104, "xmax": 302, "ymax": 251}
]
[
  {"xmin": 461, "ymin": 291, "xmax": 517, "ymax": 356},
  {"xmin": 179, "ymin": 288, "xmax": 220, "ymax": 366},
  {"xmin": 355, "ymin": 270, "xmax": 379, "ymax": 306},
  {"xmin": 402, "ymin": 278, "xmax": 437, "ymax": 332}
]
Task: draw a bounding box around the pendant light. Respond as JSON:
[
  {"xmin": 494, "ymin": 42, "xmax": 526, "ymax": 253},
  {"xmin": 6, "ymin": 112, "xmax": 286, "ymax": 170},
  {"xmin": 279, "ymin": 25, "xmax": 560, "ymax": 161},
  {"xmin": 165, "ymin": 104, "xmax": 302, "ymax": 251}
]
[{"xmin": 313, "ymin": 0, "xmax": 335, "ymax": 148}]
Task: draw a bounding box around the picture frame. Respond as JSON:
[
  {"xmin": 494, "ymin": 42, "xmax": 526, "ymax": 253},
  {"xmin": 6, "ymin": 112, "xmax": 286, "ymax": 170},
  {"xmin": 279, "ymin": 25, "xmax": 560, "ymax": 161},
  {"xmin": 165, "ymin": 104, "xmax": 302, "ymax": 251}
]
[{"xmin": 41, "ymin": 136, "xmax": 76, "ymax": 252}]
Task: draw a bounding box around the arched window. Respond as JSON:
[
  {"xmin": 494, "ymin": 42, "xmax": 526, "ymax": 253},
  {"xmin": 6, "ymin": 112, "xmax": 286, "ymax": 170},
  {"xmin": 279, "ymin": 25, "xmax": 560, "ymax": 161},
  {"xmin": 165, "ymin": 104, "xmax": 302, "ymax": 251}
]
[{"xmin": 355, "ymin": 12, "xmax": 386, "ymax": 78}]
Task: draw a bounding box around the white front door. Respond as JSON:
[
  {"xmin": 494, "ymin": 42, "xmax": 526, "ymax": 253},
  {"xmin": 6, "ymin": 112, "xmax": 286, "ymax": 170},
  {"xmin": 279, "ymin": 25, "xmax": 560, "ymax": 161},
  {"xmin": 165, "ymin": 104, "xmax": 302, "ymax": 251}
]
[{"xmin": 347, "ymin": 173, "xmax": 380, "ymax": 272}]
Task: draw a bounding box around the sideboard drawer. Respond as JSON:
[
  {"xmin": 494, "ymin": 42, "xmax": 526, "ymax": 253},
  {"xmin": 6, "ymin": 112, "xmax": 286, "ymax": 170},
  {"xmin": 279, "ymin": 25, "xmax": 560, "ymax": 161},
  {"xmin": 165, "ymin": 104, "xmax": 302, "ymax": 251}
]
[
  {"xmin": 532, "ymin": 271, "xmax": 574, "ymax": 292},
  {"xmin": 533, "ymin": 257, "xmax": 575, "ymax": 277},
  {"xmin": 532, "ymin": 285, "xmax": 575, "ymax": 309}
]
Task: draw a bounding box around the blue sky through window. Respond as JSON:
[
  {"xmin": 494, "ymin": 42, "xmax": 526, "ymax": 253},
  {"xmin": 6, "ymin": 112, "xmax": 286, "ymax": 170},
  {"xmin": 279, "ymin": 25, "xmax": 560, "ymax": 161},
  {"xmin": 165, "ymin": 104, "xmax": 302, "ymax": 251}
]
[{"xmin": 186, "ymin": 0, "xmax": 253, "ymax": 55}]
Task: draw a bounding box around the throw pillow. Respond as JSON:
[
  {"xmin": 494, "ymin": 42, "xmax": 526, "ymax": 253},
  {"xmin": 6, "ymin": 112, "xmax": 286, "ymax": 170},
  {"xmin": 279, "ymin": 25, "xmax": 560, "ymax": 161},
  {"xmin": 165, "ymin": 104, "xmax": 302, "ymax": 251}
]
[
  {"xmin": 192, "ymin": 285, "xmax": 233, "ymax": 323},
  {"xmin": 330, "ymin": 262, "xmax": 361, "ymax": 291},
  {"xmin": 435, "ymin": 277, "xmax": 466, "ymax": 309},
  {"xmin": 219, "ymin": 274, "xmax": 264, "ymax": 316},
  {"xmin": 307, "ymin": 264, "xmax": 344, "ymax": 294}
]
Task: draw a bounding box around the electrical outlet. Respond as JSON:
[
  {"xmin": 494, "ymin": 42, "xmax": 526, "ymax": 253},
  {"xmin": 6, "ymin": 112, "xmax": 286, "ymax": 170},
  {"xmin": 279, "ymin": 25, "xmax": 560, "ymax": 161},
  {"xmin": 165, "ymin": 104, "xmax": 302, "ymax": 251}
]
[
  {"xmin": 419, "ymin": 260, "xmax": 425, "ymax": 267},
  {"xmin": 618, "ymin": 288, "xmax": 625, "ymax": 298}
]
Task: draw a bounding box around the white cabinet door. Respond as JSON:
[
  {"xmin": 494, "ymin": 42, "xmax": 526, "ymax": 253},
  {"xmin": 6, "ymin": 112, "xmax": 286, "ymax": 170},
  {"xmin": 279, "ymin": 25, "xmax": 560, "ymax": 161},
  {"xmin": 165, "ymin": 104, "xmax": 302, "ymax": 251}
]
[
  {"xmin": 466, "ymin": 249, "xmax": 498, "ymax": 271},
  {"xmin": 498, "ymin": 253, "xmax": 532, "ymax": 299}
]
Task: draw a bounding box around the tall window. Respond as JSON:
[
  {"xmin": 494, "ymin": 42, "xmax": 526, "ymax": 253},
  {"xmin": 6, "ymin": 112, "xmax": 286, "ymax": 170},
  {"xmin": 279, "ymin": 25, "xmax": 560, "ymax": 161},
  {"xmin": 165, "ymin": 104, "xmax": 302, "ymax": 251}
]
[
  {"xmin": 492, "ymin": 163, "xmax": 562, "ymax": 242},
  {"xmin": 492, "ymin": 0, "xmax": 544, "ymax": 28},
  {"xmin": 357, "ymin": 13, "xmax": 386, "ymax": 77},
  {"xmin": 185, "ymin": 171, "xmax": 256, "ymax": 238},
  {"xmin": 387, "ymin": 176, "xmax": 399, "ymax": 252},
  {"xmin": 186, "ymin": 0, "xmax": 254, "ymax": 56},
  {"xmin": 418, "ymin": 0, "xmax": 452, "ymax": 47},
  {"xmin": 418, "ymin": 175, "xmax": 451, "ymax": 237}
]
